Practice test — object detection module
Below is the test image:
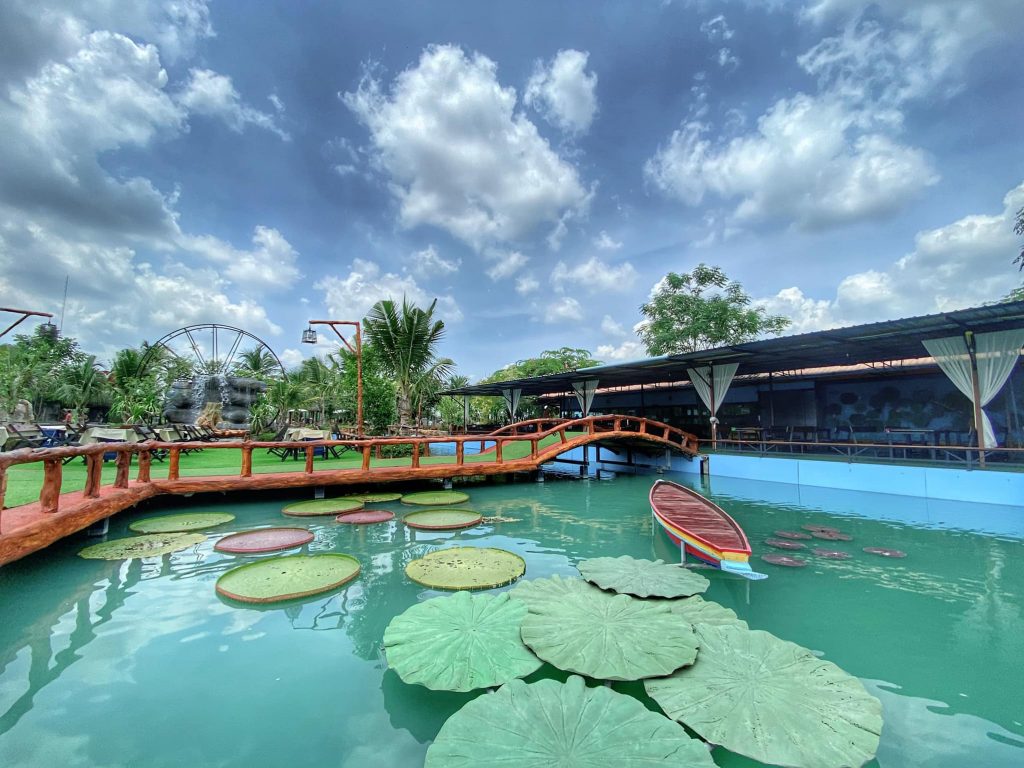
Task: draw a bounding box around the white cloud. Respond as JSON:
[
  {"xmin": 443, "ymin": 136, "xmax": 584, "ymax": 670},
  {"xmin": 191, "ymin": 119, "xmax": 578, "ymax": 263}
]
[
  {"xmin": 601, "ymin": 315, "xmax": 627, "ymax": 337},
  {"xmin": 485, "ymin": 249, "xmax": 529, "ymax": 281},
  {"xmin": 515, "ymin": 275, "xmax": 539, "ymax": 295},
  {"xmin": 551, "ymin": 256, "xmax": 638, "ymax": 292},
  {"xmin": 700, "ymin": 15, "xmax": 735, "ymax": 42},
  {"xmin": 176, "ymin": 68, "xmax": 289, "ymax": 139},
  {"xmin": 343, "ymin": 45, "xmax": 590, "ymax": 251},
  {"xmin": 717, "ymin": 48, "xmax": 739, "ymax": 69},
  {"xmin": 524, "ymin": 49, "xmax": 598, "ymax": 135},
  {"xmin": 544, "ymin": 296, "xmax": 584, "ymax": 323},
  {"xmin": 279, "ymin": 347, "xmax": 305, "ymax": 367},
  {"xmin": 593, "ymin": 230, "xmax": 622, "ymax": 250},
  {"xmin": 596, "ymin": 340, "xmax": 646, "ymax": 361},
  {"xmin": 182, "ymin": 226, "xmax": 301, "ymax": 293},
  {"xmin": 316, "ymin": 258, "xmax": 463, "ymax": 324},
  {"xmin": 408, "ymin": 244, "xmax": 460, "ymax": 280}
]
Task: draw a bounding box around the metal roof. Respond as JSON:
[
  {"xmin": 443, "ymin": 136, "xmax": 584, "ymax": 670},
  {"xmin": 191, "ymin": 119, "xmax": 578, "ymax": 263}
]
[{"xmin": 444, "ymin": 300, "xmax": 1024, "ymax": 397}]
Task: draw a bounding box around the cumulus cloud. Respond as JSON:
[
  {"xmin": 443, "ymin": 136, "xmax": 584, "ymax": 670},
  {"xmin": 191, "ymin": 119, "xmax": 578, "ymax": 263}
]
[
  {"xmin": 316, "ymin": 258, "xmax": 463, "ymax": 324},
  {"xmin": 524, "ymin": 49, "xmax": 598, "ymax": 134},
  {"xmin": 343, "ymin": 44, "xmax": 590, "ymax": 251},
  {"xmin": 551, "ymin": 256, "xmax": 638, "ymax": 293},
  {"xmin": 544, "ymin": 296, "xmax": 584, "ymax": 323},
  {"xmin": 515, "ymin": 275, "xmax": 540, "ymax": 295},
  {"xmin": 596, "ymin": 340, "xmax": 646, "ymax": 361},
  {"xmin": 181, "ymin": 226, "xmax": 301, "ymax": 293},
  {"xmin": 407, "ymin": 244, "xmax": 460, "ymax": 280},
  {"xmin": 176, "ymin": 68, "xmax": 289, "ymax": 139},
  {"xmin": 485, "ymin": 249, "xmax": 529, "ymax": 281},
  {"xmin": 593, "ymin": 230, "xmax": 622, "ymax": 250},
  {"xmin": 600, "ymin": 315, "xmax": 627, "ymax": 337}
]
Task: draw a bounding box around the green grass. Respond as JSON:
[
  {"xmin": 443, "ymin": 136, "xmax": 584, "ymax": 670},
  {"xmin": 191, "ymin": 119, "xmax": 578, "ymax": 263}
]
[{"xmin": 2, "ymin": 432, "xmax": 582, "ymax": 508}]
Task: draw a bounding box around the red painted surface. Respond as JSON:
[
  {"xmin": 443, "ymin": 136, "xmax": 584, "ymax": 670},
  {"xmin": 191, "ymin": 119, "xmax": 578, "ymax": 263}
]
[{"xmin": 650, "ymin": 480, "xmax": 750, "ymax": 555}]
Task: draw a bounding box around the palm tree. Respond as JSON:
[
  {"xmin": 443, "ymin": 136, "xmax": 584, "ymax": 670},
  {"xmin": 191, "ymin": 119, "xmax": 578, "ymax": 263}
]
[
  {"xmin": 56, "ymin": 356, "xmax": 109, "ymax": 417},
  {"xmin": 363, "ymin": 298, "xmax": 452, "ymax": 428},
  {"xmin": 232, "ymin": 348, "xmax": 280, "ymax": 381}
]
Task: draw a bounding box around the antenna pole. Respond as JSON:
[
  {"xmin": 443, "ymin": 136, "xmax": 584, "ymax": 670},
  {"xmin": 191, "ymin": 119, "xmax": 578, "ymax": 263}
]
[{"xmin": 59, "ymin": 275, "xmax": 69, "ymax": 331}]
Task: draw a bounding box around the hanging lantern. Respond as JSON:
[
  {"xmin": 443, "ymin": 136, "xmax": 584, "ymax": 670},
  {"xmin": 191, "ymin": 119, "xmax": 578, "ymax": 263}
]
[
  {"xmin": 301, "ymin": 326, "xmax": 318, "ymax": 344},
  {"xmin": 39, "ymin": 322, "xmax": 59, "ymax": 341}
]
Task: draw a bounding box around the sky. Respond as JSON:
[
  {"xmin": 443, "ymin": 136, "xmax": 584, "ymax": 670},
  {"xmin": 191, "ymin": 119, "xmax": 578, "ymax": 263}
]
[{"xmin": 1, "ymin": 0, "xmax": 1022, "ymax": 380}]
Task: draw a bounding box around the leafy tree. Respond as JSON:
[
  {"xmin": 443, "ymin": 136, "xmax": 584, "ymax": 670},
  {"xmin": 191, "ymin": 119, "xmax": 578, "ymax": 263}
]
[
  {"xmin": 334, "ymin": 344, "xmax": 398, "ymax": 434},
  {"xmin": 56, "ymin": 355, "xmax": 109, "ymax": 416},
  {"xmin": 437, "ymin": 374, "xmax": 471, "ymax": 430},
  {"xmin": 107, "ymin": 347, "xmax": 161, "ymax": 423},
  {"xmin": 485, "ymin": 348, "xmax": 601, "ymax": 382},
  {"xmin": 232, "ymin": 348, "xmax": 281, "ymax": 380},
  {"xmin": 363, "ymin": 298, "xmax": 452, "ymax": 428},
  {"xmin": 638, "ymin": 264, "xmax": 790, "ymax": 355},
  {"xmin": 1015, "ymin": 206, "xmax": 1023, "ymax": 271}
]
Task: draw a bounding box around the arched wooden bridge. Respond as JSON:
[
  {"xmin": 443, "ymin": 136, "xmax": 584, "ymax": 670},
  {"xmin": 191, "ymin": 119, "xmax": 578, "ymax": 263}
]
[{"xmin": 0, "ymin": 415, "xmax": 697, "ymax": 565}]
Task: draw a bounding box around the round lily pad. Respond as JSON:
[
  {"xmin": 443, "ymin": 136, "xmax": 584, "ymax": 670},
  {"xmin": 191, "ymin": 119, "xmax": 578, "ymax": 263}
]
[
  {"xmin": 216, "ymin": 553, "xmax": 360, "ymax": 603},
  {"xmin": 773, "ymin": 530, "xmax": 812, "ymax": 540},
  {"xmin": 863, "ymin": 547, "xmax": 906, "ymax": 558},
  {"xmin": 669, "ymin": 595, "xmax": 748, "ymax": 629},
  {"xmin": 425, "ymin": 675, "xmax": 716, "ymax": 768},
  {"xmin": 282, "ymin": 498, "xmax": 364, "ymax": 517},
  {"xmin": 341, "ymin": 492, "xmax": 403, "ymax": 503},
  {"xmin": 406, "ymin": 547, "xmax": 525, "ymax": 590},
  {"xmin": 761, "ymin": 554, "xmax": 807, "ymax": 567},
  {"xmin": 79, "ymin": 532, "xmax": 206, "ymax": 560},
  {"xmin": 512, "ymin": 576, "xmax": 698, "ymax": 681},
  {"xmin": 402, "ymin": 490, "xmax": 470, "ymax": 506},
  {"xmin": 384, "ymin": 591, "xmax": 541, "ymax": 692},
  {"xmin": 802, "ymin": 524, "xmax": 840, "ymax": 534},
  {"xmin": 812, "ymin": 530, "xmax": 853, "ymax": 541},
  {"xmin": 403, "ymin": 508, "xmax": 482, "ymax": 531},
  {"xmin": 129, "ymin": 512, "xmax": 235, "ymax": 533},
  {"xmin": 645, "ymin": 624, "xmax": 883, "ymax": 768},
  {"xmin": 764, "ymin": 538, "xmax": 806, "ymax": 551},
  {"xmin": 812, "ymin": 548, "xmax": 852, "ymax": 560},
  {"xmin": 214, "ymin": 528, "xmax": 314, "ymax": 553},
  {"xmin": 336, "ymin": 510, "xmax": 395, "ymax": 525},
  {"xmin": 577, "ymin": 555, "xmax": 709, "ymax": 598}
]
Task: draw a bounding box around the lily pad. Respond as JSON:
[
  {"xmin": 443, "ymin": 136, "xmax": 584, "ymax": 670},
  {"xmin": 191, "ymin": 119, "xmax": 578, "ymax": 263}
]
[
  {"xmin": 341, "ymin": 491, "xmax": 403, "ymax": 503},
  {"xmin": 282, "ymin": 498, "xmax": 364, "ymax": 517},
  {"xmin": 402, "ymin": 490, "xmax": 470, "ymax": 506},
  {"xmin": 645, "ymin": 624, "xmax": 882, "ymax": 768},
  {"xmin": 336, "ymin": 510, "xmax": 395, "ymax": 524},
  {"xmin": 812, "ymin": 548, "xmax": 852, "ymax": 560},
  {"xmin": 812, "ymin": 530, "xmax": 853, "ymax": 541},
  {"xmin": 214, "ymin": 527, "xmax": 314, "ymax": 553},
  {"xmin": 512, "ymin": 576, "xmax": 698, "ymax": 681},
  {"xmin": 577, "ymin": 555, "xmax": 709, "ymax": 598},
  {"xmin": 406, "ymin": 547, "xmax": 525, "ymax": 590},
  {"xmin": 773, "ymin": 530, "xmax": 812, "ymax": 540},
  {"xmin": 129, "ymin": 512, "xmax": 235, "ymax": 533},
  {"xmin": 802, "ymin": 524, "xmax": 840, "ymax": 534},
  {"xmin": 383, "ymin": 592, "xmax": 541, "ymax": 692},
  {"xmin": 216, "ymin": 553, "xmax": 360, "ymax": 603},
  {"xmin": 764, "ymin": 538, "xmax": 806, "ymax": 551},
  {"xmin": 761, "ymin": 554, "xmax": 807, "ymax": 567},
  {"xmin": 669, "ymin": 595, "xmax": 748, "ymax": 629},
  {"xmin": 79, "ymin": 532, "xmax": 206, "ymax": 560},
  {"xmin": 425, "ymin": 675, "xmax": 716, "ymax": 768},
  {"xmin": 403, "ymin": 508, "xmax": 481, "ymax": 530}
]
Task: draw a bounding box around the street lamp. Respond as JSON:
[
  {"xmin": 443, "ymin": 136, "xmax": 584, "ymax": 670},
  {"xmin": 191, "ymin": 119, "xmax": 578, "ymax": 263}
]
[
  {"xmin": 0, "ymin": 307, "xmax": 54, "ymax": 338},
  {"xmin": 301, "ymin": 320, "xmax": 363, "ymax": 437}
]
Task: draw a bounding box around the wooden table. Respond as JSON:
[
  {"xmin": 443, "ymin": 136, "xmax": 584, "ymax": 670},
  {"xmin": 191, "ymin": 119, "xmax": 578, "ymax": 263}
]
[{"xmin": 80, "ymin": 427, "xmax": 139, "ymax": 444}]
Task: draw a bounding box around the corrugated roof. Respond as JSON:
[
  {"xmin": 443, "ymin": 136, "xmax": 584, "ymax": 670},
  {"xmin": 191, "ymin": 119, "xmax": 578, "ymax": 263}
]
[{"xmin": 444, "ymin": 300, "xmax": 1024, "ymax": 397}]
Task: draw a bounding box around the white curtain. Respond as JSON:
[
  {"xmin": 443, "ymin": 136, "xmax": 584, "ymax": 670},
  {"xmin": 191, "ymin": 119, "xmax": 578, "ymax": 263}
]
[
  {"xmin": 501, "ymin": 387, "xmax": 522, "ymax": 420},
  {"xmin": 687, "ymin": 363, "xmax": 739, "ymax": 416},
  {"xmin": 923, "ymin": 330, "xmax": 1024, "ymax": 447},
  {"xmin": 571, "ymin": 379, "xmax": 599, "ymax": 416}
]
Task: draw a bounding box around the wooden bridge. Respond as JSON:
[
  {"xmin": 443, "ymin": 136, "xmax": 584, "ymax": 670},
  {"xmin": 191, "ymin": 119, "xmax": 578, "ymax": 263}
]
[{"xmin": 0, "ymin": 415, "xmax": 697, "ymax": 566}]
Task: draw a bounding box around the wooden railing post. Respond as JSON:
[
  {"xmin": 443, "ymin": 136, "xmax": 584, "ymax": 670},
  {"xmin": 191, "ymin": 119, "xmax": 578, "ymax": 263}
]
[
  {"xmin": 304, "ymin": 446, "xmax": 314, "ymax": 474},
  {"xmin": 137, "ymin": 450, "xmax": 151, "ymax": 483},
  {"xmin": 83, "ymin": 454, "xmax": 103, "ymax": 498},
  {"xmin": 362, "ymin": 445, "xmax": 372, "ymax": 471},
  {"xmin": 169, "ymin": 448, "xmax": 181, "ymax": 480},
  {"xmin": 588, "ymin": 419, "xmax": 595, "ymax": 435},
  {"xmin": 495, "ymin": 440, "xmax": 503, "ymax": 463},
  {"xmin": 559, "ymin": 429, "xmax": 567, "ymax": 444},
  {"xmin": 614, "ymin": 417, "xmax": 622, "ymax": 432},
  {"xmin": 0, "ymin": 466, "xmax": 7, "ymax": 517},
  {"xmin": 531, "ymin": 438, "xmax": 538, "ymax": 459},
  {"xmin": 411, "ymin": 441, "xmax": 420, "ymax": 468},
  {"xmin": 375, "ymin": 444, "xmax": 382, "ymax": 459},
  {"xmin": 40, "ymin": 459, "xmax": 62, "ymax": 513},
  {"xmin": 115, "ymin": 452, "xmax": 131, "ymax": 488},
  {"xmin": 639, "ymin": 419, "xmax": 647, "ymax": 434},
  {"xmin": 456, "ymin": 441, "xmax": 464, "ymax": 466},
  {"xmin": 241, "ymin": 446, "xmax": 252, "ymax": 477}
]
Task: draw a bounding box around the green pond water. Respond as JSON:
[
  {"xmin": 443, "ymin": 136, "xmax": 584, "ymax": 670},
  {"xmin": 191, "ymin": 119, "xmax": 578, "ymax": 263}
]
[{"xmin": 1, "ymin": 472, "xmax": 1022, "ymax": 767}]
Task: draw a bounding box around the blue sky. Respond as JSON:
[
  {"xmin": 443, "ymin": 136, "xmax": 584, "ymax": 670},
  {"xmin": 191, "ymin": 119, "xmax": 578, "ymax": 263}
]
[{"xmin": 1, "ymin": 0, "xmax": 1021, "ymax": 379}]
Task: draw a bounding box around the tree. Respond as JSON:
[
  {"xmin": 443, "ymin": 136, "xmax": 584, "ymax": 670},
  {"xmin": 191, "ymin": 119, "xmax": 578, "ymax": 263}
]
[
  {"xmin": 107, "ymin": 347, "xmax": 161, "ymax": 423},
  {"xmin": 638, "ymin": 264, "xmax": 790, "ymax": 355},
  {"xmin": 56, "ymin": 356, "xmax": 109, "ymax": 417},
  {"xmin": 486, "ymin": 348, "xmax": 601, "ymax": 382},
  {"xmin": 363, "ymin": 298, "xmax": 452, "ymax": 428},
  {"xmin": 1007, "ymin": 207, "xmax": 1024, "ymax": 302},
  {"xmin": 232, "ymin": 348, "xmax": 280, "ymax": 380}
]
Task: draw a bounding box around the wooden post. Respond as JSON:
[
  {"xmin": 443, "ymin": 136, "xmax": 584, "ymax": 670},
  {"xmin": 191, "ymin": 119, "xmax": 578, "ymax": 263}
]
[
  {"xmin": 0, "ymin": 466, "xmax": 7, "ymax": 518},
  {"xmin": 40, "ymin": 459, "xmax": 62, "ymax": 513},
  {"xmin": 588, "ymin": 419, "xmax": 595, "ymax": 435},
  {"xmin": 362, "ymin": 445, "xmax": 371, "ymax": 471},
  {"xmin": 531, "ymin": 438, "xmax": 538, "ymax": 459},
  {"xmin": 304, "ymin": 446, "xmax": 314, "ymax": 474},
  {"xmin": 169, "ymin": 448, "xmax": 180, "ymax": 481},
  {"xmin": 375, "ymin": 444, "xmax": 382, "ymax": 459},
  {"xmin": 456, "ymin": 441, "xmax": 464, "ymax": 466},
  {"xmin": 559, "ymin": 429, "xmax": 567, "ymax": 444},
  {"xmin": 115, "ymin": 452, "xmax": 131, "ymax": 488},
  {"xmin": 411, "ymin": 441, "xmax": 420, "ymax": 468},
  {"xmin": 965, "ymin": 331, "xmax": 986, "ymax": 468},
  {"xmin": 137, "ymin": 450, "xmax": 151, "ymax": 483},
  {"xmin": 495, "ymin": 440, "xmax": 503, "ymax": 463},
  {"xmin": 241, "ymin": 446, "xmax": 252, "ymax": 477},
  {"xmin": 614, "ymin": 417, "xmax": 622, "ymax": 432},
  {"xmin": 84, "ymin": 454, "xmax": 103, "ymax": 498}
]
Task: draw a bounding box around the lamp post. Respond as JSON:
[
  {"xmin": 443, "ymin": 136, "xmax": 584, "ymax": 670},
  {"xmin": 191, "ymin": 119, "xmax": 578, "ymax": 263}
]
[
  {"xmin": 302, "ymin": 320, "xmax": 363, "ymax": 437},
  {"xmin": 0, "ymin": 307, "xmax": 54, "ymax": 339}
]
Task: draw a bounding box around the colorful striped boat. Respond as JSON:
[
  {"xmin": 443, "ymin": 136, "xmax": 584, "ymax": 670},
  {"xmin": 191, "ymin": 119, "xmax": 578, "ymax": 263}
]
[{"xmin": 650, "ymin": 479, "xmax": 766, "ymax": 580}]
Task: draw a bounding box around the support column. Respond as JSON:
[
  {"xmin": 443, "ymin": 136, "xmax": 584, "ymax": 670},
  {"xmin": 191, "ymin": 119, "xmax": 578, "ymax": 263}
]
[{"xmin": 965, "ymin": 331, "xmax": 986, "ymax": 468}]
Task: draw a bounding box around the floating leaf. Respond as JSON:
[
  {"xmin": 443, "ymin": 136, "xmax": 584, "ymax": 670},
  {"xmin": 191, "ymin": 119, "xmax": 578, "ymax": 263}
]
[
  {"xmin": 774, "ymin": 530, "xmax": 812, "ymax": 540},
  {"xmin": 512, "ymin": 576, "xmax": 698, "ymax": 681},
  {"xmin": 764, "ymin": 538, "xmax": 806, "ymax": 551},
  {"xmin": 645, "ymin": 624, "xmax": 882, "ymax": 768},
  {"xmin": 812, "ymin": 530, "xmax": 852, "ymax": 541},
  {"xmin": 214, "ymin": 527, "xmax": 313, "ymax": 553},
  {"xmin": 669, "ymin": 595, "xmax": 748, "ymax": 629},
  {"xmin": 403, "ymin": 508, "xmax": 481, "ymax": 530},
  {"xmin": 336, "ymin": 510, "xmax": 395, "ymax": 524},
  {"xmin": 129, "ymin": 512, "xmax": 234, "ymax": 533},
  {"xmin": 761, "ymin": 554, "xmax": 807, "ymax": 567},
  {"xmin": 802, "ymin": 524, "xmax": 840, "ymax": 534},
  {"xmin": 79, "ymin": 533, "xmax": 205, "ymax": 560},
  {"xmin": 216, "ymin": 553, "xmax": 360, "ymax": 603},
  {"xmin": 402, "ymin": 490, "xmax": 470, "ymax": 506},
  {"xmin": 406, "ymin": 547, "xmax": 525, "ymax": 590},
  {"xmin": 812, "ymin": 548, "xmax": 852, "ymax": 560},
  {"xmin": 282, "ymin": 498, "xmax": 364, "ymax": 517},
  {"xmin": 577, "ymin": 555, "xmax": 709, "ymax": 598},
  {"xmin": 383, "ymin": 592, "xmax": 541, "ymax": 692},
  {"xmin": 341, "ymin": 492, "xmax": 403, "ymax": 503},
  {"xmin": 425, "ymin": 675, "xmax": 716, "ymax": 768}
]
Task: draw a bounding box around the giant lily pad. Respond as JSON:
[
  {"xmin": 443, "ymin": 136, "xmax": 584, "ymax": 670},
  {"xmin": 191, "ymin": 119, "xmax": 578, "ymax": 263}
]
[
  {"xmin": 406, "ymin": 547, "xmax": 526, "ymax": 590},
  {"xmin": 645, "ymin": 624, "xmax": 883, "ymax": 768},
  {"xmin": 383, "ymin": 591, "xmax": 541, "ymax": 691},
  {"xmin": 79, "ymin": 532, "xmax": 206, "ymax": 560},
  {"xmin": 336, "ymin": 510, "xmax": 395, "ymax": 525},
  {"xmin": 282, "ymin": 498, "xmax": 364, "ymax": 517},
  {"xmin": 577, "ymin": 555, "xmax": 709, "ymax": 598},
  {"xmin": 403, "ymin": 508, "xmax": 481, "ymax": 530},
  {"xmin": 216, "ymin": 553, "xmax": 360, "ymax": 603},
  {"xmin": 512, "ymin": 576, "xmax": 698, "ymax": 681},
  {"xmin": 425, "ymin": 675, "xmax": 716, "ymax": 768},
  {"xmin": 129, "ymin": 512, "xmax": 234, "ymax": 533},
  {"xmin": 341, "ymin": 491, "xmax": 403, "ymax": 503},
  {"xmin": 669, "ymin": 595, "xmax": 748, "ymax": 629},
  {"xmin": 402, "ymin": 490, "xmax": 470, "ymax": 506},
  {"xmin": 214, "ymin": 527, "xmax": 314, "ymax": 553}
]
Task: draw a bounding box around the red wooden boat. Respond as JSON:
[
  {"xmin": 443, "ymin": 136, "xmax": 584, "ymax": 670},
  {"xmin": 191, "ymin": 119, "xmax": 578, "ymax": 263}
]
[{"xmin": 650, "ymin": 479, "xmax": 766, "ymax": 580}]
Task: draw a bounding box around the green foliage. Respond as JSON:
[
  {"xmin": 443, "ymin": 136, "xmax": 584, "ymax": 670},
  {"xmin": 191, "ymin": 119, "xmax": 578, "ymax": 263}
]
[
  {"xmin": 56, "ymin": 355, "xmax": 109, "ymax": 415},
  {"xmin": 639, "ymin": 264, "xmax": 790, "ymax": 355},
  {"xmin": 232, "ymin": 347, "xmax": 280, "ymax": 380},
  {"xmin": 1015, "ymin": 206, "xmax": 1023, "ymax": 270},
  {"xmin": 0, "ymin": 326, "xmax": 88, "ymax": 414},
  {"xmin": 475, "ymin": 348, "xmax": 602, "ymax": 423}
]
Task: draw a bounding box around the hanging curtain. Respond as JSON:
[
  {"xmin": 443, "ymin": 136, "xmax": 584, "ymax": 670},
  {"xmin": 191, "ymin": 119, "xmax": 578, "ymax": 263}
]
[
  {"xmin": 923, "ymin": 330, "xmax": 1024, "ymax": 447},
  {"xmin": 501, "ymin": 387, "xmax": 522, "ymax": 420},
  {"xmin": 687, "ymin": 363, "xmax": 739, "ymax": 416},
  {"xmin": 571, "ymin": 379, "xmax": 599, "ymax": 416}
]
